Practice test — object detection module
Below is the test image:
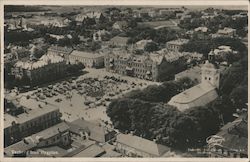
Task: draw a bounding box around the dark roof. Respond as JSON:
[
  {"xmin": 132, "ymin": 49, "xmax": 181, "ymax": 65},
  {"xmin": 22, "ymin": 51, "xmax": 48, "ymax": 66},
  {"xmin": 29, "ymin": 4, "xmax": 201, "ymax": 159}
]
[
  {"xmin": 116, "ymin": 133, "xmax": 171, "ymax": 156},
  {"xmin": 72, "ymin": 144, "xmax": 105, "ymax": 157}
]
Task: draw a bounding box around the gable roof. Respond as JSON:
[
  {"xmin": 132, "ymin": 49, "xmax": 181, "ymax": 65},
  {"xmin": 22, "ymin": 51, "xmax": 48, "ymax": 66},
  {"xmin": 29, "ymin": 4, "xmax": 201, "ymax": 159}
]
[
  {"xmin": 70, "ymin": 119, "xmax": 114, "ymax": 143},
  {"xmin": 116, "ymin": 133, "xmax": 170, "ymax": 156},
  {"xmin": 168, "ymin": 82, "xmax": 216, "ymax": 104},
  {"xmin": 30, "ymin": 122, "xmax": 69, "ymax": 141},
  {"xmin": 70, "ymin": 50, "xmax": 104, "ymax": 59}
]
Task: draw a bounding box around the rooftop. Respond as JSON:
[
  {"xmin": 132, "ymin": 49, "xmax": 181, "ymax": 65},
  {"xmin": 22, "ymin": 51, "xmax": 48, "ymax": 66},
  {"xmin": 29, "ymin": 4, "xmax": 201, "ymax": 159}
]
[
  {"xmin": 73, "ymin": 144, "xmax": 105, "ymax": 157},
  {"xmin": 4, "ymin": 101, "xmax": 59, "ymax": 126},
  {"xmin": 109, "ymin": 36, "xmax": 129, "ymax": 45},
  {"xmin": 116, "ymin": 133, "xmax": 170, "ymax": 156},
  {"xmin": 168, "ymin": 81, "xmax": 217, "ymax": 106},
  {"xmin": 70, "ymin": 119, "xmax": 115, "ymax": 143},
  {"xmin": 14, "ymin": 54, "xmax": 65, "ymax": 70},
  {"xmin": 166, "ymin": 39, "xmax": 189, "ymax": 46},
  {"xmin": 194, "ymin": 27, "xmax": 208, "ymax": 32},
  {"xmin": 70, "ymin": 50, "xmax": 104, "ymax": 59},
  {"xmin": 212, "ymin": 115, "xmax": 248, "ymax": 154},
  {"xmin": 30, "ymin": 122, "xmax": 69, "ymax": 142}
]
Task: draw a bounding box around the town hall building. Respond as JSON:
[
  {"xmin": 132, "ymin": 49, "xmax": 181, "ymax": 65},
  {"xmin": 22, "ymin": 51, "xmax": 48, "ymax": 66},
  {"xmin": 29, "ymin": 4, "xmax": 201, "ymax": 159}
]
[{"xmin": 168, "ymin": 53, "xmax": 220, "ymax": 111}]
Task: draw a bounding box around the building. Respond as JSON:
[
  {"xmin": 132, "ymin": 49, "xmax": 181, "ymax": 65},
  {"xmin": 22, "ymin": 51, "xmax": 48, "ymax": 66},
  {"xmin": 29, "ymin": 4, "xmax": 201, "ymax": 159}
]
[
  {"xmin": 212, "ymin": 27, "xmax": 237, "ymax": 38},
  {"xmin": 69, "ymin": 50, "xmax": 104, "ymax": 68},
  {"xmin": 175, "ymin": 65, "xmax": 202, "ymax": 83},
  {"xmin": 194, "ymin": 27, "xmax": 209, "ymax": 39},
  {"xmin": 168, "ymin": 54, "xmax": 220, "ymax": 111},
  {"xmin": 135, "ymin": 39, "xmax": 152, "ymax": 50},
  {"xmin": 211, "ymin": 46, "xmax": 238, "ymax": 62},
  {"xmin": 72, "ymin": 144, "xmax": 106, "ymax": 157},
  {"xmin": 116, "ymin": 133, "xmax": 171, "ymax": 157},
  {"xmin": 107, "ymin": 36, "xmax": 129, "ymax": 47},
  {"xmin": 4, "ymin": 102, "xmax": 62, "ymax": 147},
  {"xmin": 112, "ymin": 21, "xmax": 128, "ymax": 31},
  {"xmin": 104, "ymin": 49, "xmax": 169, "ymax": 81},
  {"xmin": 207, "ymin": 114, "xmax": 248, "ymax": 158},
  {"xmin": 166, "ymin": 39, "xmax": 189, "ymax": 52},
  {"xmin": 68, "ymin": 118, "xmax": 116, "ymax": 144},
  {"xmin": 47, "ymin": 45, "xmax": 73, "ymax": 64},
  {"xmin": 12, "ymin": 54, "xmax": 67, "ymax": 85},
  {"xmin": 4, "ymin": 122, "xmax": 70, "ymax": 157},
  {"xmin": 159, "ymin": 9, "xmax": 174, "ymax": 16},
  {"xmin": 93, "ymin": 30, "xmax": 110, "ymax": 41}
]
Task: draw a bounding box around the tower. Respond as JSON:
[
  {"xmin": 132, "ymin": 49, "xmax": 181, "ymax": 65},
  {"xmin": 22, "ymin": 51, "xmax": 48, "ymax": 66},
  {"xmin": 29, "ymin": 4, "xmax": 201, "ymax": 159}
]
[{"xmin": 201, "ymin": 52, "xmax": 220, "ymax": 89}]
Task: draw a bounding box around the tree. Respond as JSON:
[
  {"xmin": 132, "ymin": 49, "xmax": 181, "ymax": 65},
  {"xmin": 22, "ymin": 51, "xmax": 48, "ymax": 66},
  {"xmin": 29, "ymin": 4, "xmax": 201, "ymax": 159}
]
[{"xmin": 144, "ymin": 41, "xmax": 158, "ymax": 52}]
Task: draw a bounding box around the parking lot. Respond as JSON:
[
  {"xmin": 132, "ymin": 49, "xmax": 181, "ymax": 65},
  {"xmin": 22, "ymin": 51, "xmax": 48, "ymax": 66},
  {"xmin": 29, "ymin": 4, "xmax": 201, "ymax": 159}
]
[{"xmin": 11, "ymin": 68, "xmax": 158, "ymax": 123}]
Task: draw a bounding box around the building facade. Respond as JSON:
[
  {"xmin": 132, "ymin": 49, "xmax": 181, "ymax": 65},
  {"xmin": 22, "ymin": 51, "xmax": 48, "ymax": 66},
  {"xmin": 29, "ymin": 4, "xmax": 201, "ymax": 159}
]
[
  {"xmin": 4, "ymin": 122, "xmax": 70, "ymax": 157},
  {"xmin": 47, "ymin": 46, "xmax": 73, "ymax": 64},
  {"xmin": 104, "ymin": 50, "xmax": 168, "ymax": 81},
  {"xmin": 116, "ymin": 133, "xmax": 170, "ymax": 157},
  {"xmin": 4, "ymin": 103, "xmax": 62, "ymax": 147},
  {"xmin": 166, "ymin": 39, "xmax": 189, "ymax": 52},
  {"xmin": 69, "ymin": 50, "xmax": 104, "ymax": 68},
  {"xmin": 12, "ymin": 54, "xmax": 67, "ymax": 85}
]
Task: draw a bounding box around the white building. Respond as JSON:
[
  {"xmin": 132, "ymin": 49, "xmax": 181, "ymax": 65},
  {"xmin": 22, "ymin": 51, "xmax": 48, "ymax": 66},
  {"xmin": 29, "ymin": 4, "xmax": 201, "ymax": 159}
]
[
  {"xmin": 168, "ymin": 54, "xmax": 220, "ymax": 111},
  {"xmin": 69, "ymin": 50, "xmax": 104, "ymax": 68}
]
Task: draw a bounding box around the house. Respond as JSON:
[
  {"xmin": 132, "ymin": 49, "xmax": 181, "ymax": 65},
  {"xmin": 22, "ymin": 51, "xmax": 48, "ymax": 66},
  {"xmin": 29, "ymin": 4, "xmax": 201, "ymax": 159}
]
[
  {"xmin": 166, "ymin": 39, "xmax": 189, "ymax": 52},
  {"xmin": 168, "ymin": 53, "xmax": 220, "ymax": 111},
  {"xmin": 194, "ymin": 27, "xmax": 209, "ymax": 39},
  {"xmin": 112, "ymin": 21, "xmax": 128, "ymax": 31},
  {"xmin": 116, "ymin": 133, "xmax": 171, "ymax": 157},
  {"xmin": 108, "ymin": 36, "xmax": 129, "ymax": 47},
  {"xmin": 72, "ymin": 144, "xmax": 106, "ymax": 157},
  {"xmin": 93, "ymin": 30, "xmax": 110, "ymax": 41},
  {"xmin": 212, "ymin": 27, "xmax": 237, "ymax": 38},
  {"xmin": 207, "ymin": 114, "xmax": 248, "ymax": 158},
  {"xmin": 69, "ymin": 50, "xmax": 104, "ymax": 68},
  {"xmin": 211, "ymin": 45, "xmax": 238, "ymax": 61},
  {"xmin": 4, "ymin": 122, "xmax": 70, "ymax": 157},
  {"xmin": 68, "ymin": 118, "xmax": 116, "ymax": 144},
  {"xmin": 135, "ymin": 39, "xmax": 152, "ymax": 50}
]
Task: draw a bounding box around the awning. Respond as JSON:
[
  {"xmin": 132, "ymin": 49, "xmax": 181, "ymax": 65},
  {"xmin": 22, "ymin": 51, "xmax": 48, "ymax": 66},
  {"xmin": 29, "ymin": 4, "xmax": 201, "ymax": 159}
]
[{"xmin": 146, "ymin": 71, "xmax": 151, "ymax": 75}]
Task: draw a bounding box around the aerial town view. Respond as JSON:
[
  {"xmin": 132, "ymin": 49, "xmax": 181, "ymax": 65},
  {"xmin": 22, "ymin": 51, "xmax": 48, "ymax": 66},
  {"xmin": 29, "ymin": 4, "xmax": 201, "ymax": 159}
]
[{"xmin": 3, "ymin": 5, "xmax": 248, "ymax": 158}]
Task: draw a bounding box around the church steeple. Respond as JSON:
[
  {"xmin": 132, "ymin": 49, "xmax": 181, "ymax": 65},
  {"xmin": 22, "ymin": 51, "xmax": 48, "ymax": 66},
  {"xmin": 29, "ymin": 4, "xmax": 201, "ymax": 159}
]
[{"xmin": 201, "ymin": 54, "xmax": 220, "ymax": 89}]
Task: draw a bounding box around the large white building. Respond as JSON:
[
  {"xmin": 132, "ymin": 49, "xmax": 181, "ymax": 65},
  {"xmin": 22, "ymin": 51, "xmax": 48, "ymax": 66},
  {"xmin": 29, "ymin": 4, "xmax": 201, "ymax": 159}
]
[{"xmin": 168, "ymin": 54, "xmax": 220, "ymax": 111}]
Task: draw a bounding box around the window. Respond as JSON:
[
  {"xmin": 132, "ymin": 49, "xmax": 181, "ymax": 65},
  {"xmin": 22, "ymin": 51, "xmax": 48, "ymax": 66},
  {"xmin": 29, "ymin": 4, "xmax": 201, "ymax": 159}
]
[
  {"xmin": 205, "ymin": 77, "xmax": 207, "ymax": 80},
  {"xmin": 209, "ymin": 77, "xmax": 211, "ymax": 80}
]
